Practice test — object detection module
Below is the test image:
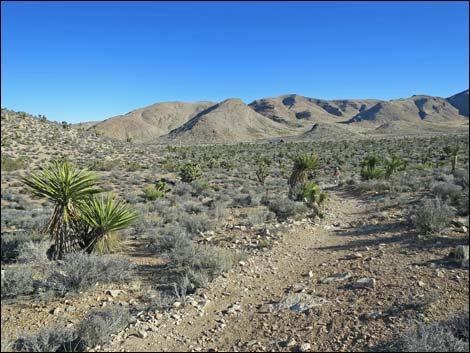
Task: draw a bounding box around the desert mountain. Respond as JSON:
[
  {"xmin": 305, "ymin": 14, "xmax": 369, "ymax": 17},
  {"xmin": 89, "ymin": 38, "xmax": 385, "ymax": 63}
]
[
  {"xmin": 83, "ymin": 89, "xmax": 468, "ymax": 144},
  {"xmin": 159, "ymin": 98, "xmax": 298, "ymax": 145},
  {"xmin": 447, "ymin": 89, "xmax": 469, "ymax": 117},
  {"xmin": 90, "ymin": 101, "xmax": 215, "ymax": 142},
  {"xmin": 346, "ymin": 95, "xmax": 468, "ymax": 127},
  {"xmin": 249, "ymin": 94, "xmax": 380, "ymax": 126}
]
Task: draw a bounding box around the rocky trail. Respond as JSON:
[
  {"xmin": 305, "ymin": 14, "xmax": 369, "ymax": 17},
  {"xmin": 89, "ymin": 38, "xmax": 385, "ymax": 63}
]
[{"xmin": 105, "ymin": 186, "xmax": 469, "ymax": 352}]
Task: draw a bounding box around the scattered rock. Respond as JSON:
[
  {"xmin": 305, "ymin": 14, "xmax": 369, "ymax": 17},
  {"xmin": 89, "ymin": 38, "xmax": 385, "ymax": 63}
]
[
  {"xmin": 276, "ymin": 293, "xmax": 328, "ymax": 313},
  {"xmin": 50, "ymin": 307, "xmax": 62, "ymax": 315},
  {"xmin": 363, "ymin": 310, "xmax": 382, "ymax": 320},
  {"xmin": 106, "ymin": 289, "xmax": 125, "ymax": 298},
  {"xmin": 347, "ymin": 252, "xmax": 363, "ymax": 260},
  {"xmin": 321, "ymin": 271, "xmax": 351, "ymax": 284},
  {"xmin": 286, "ymin": 337, "xmax": 297, "ymax": 347},
  {"xmin": 353, "ymin": 277, "xmax": 376, "ymax": 289},
  {"xmin": 299, "ymin": 343, "xmax": 312, "ymax": 352},
  {"xmin": 452, "ymin": 245, "xmax": 469, "ymax": 262}
]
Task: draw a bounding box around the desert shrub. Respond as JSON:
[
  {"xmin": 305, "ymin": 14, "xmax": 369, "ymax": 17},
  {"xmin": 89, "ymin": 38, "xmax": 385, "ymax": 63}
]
[
  {"xmin": 454, "ymin": 168, "xmax": 469, "ymax": 215},
  {"xmin": 142, "ymin": 185, "xmax": 165, "ymax": 201},
  {"xmin": 76, "ymin": 306, "xmax": 130, "ymax": 349},
  {"xmin": 186, "ymin": 268, "xmax": 210, "ymax": 289},
  {"xmin": 1, "ymin": 231, "xmax": 44, "ymax": 263},
  {"xmin": 180, "ymin": 214, "xmax": 214, "ymax": 235},
  {"xmin": 1, "ymin": 266, "xmax": 35, "ymax": 299},
  {"xmin": 412, "ymin": 198, "xmax": 455, "ymax": 235},
  {"xmin": 140, "ymin": 289, "xmax": 177, "ymax": 311},
  {"xmin": 13, "ymin": 322, "xmax": 79, "ymax": 352},
  {"xmin": 232, "ymin": 193, "xmax": 257, "ymax": 208},
  {"xmin": 86, "ymin": 159, "xmax": 120, "ymax": 171},
  {"xmin": 179, "ymin": 163, "xmax": 202, "ymax": 183},
  {"xmin": 244, "ymin": 210, "xmax": 273, "ymax": 227},
  {"xmin": 44, "ymin": 253, "xmax": 135, "ymax": 295},
  {"xmin": 150, "ymin": 226, "xmax": 191, "ymax": 254},
  {"xmin": 432, "ymin": 182, "xmax": 463, "ymax": 206},
  {"xmin": 266, "ymin": 198, "xmax": 308, "ymax": 221},
  {"xmin": 125, "ymin": 161, "xmax": 141, "ymax": 172},
  {"xmin": 376, "ymin": 312, "xmax": 469, "ymax": 352},
  {"xmin": 357, "ymin": 179, "xmax": 390, "ymax": 194},
  {"xmin": 1, "ymin": 156, "xmax": 27, "ymax": 171},
  {"xmin": 173, "ymin": 182, "xmax": 192, "ymax": 196},
  {"xmin": 17, "ymin": 241, "xmax": 50, "ymax": 265},
  {"xmin": 191, "ymin": 179, "xmax": 210, "ymax": 195},
  {"xmin": 192, "ymin": 245, "xmax": 241, "ymax": 277}
]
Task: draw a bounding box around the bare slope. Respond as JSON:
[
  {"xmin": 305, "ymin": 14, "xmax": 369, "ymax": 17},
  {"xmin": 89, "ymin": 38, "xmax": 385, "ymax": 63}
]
[
  {"xmin": 346, "ymin": 95, "xmax": 467, "ymax": 127},
  {"xmin": 447, "ymin": 89, "xmax": 469, "ymax": 118},
  {"xmin": 249, "ymin": 94, "xmax": 380, "ymax": 126},
  {"xmin": 159, "ymin": 98, "xmax": 297, "ymax": 145},
  {"xmin": 90, "ymin": 101, "xmax": 215, "ymax": 142}
]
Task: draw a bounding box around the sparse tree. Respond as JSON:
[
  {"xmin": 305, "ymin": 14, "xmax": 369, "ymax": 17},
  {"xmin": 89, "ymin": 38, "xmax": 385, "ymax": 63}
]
[
  {"xmin": 443, "ymin": 145, "xmax": 461, "ymax": 173},
  {"xmin": 384, "ymin": 153, "xmax": 405, "ymax": 179}
]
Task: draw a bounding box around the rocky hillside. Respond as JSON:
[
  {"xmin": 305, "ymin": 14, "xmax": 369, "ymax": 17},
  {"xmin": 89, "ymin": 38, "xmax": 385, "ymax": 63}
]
[
  {"xmin": 347, "ymin": 95, "xmax": 465, "ymax": 124},
  {"xmin": 447, "ymin": 89, "xmax": 469, "ymax": 118},
  {"xmin": 159, "ymin": 98, "xmax": 299, "ymax": 145},
  {"xmin": 82, "ymin": 89, "xmax": 467, "ymax": 145},
  {"xmin": 90, "ymin": 101, "xmax": 215, "ymax": 142},
  {"xmin": 249, "ymin": 94, "xmax": 380, "ymax": 126}
]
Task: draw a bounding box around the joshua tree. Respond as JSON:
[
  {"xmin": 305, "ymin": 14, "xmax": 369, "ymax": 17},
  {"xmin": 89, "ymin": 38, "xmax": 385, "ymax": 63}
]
[
  {"xmin": 22, "ymin": 160, "xmax": 101, "ymax": 259},
  {"xmin": 78, "ymin": 194, "xmax": 138, "ymax": 254},
  {"xmin": 384, "ymin": 153, "xmax": 405, "ymax": 179},
  {"xmin": 255, "ymin": 160, "xmax": 269, "ymax": 186},
  {"xmin": 443, "ymin": 145, "xmax": 461, "ymax": 173},
  {"xmin": 179, "ymin": 162, "xmax": 202, "ymax": 183},
  {"xmin": 288, "ymin": 154, "xmax": 320, "ymax": 194}
]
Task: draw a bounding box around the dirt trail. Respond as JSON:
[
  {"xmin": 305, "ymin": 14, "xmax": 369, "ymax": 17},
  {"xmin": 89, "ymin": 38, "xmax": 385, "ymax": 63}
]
[{"xmin": 106, "ymin": 186, "xmax": 469, "ymax": 352}]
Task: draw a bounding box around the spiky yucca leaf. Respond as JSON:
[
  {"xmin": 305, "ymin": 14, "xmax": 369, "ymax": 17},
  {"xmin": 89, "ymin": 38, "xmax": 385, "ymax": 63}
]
[
  {"xmin": 22, "ymin": 160, "xmax": 101, "ymax": 207},
  {"xmin": 21, "ymin": 160, "xmax": 101, "ymax": 259},
  {"xmin": 288, "ymin": 154, "xmax": 320, "ymax": 189},
  {"xmin": 79, "ymin": 194, "xmax": 138, "ymax": 254}
]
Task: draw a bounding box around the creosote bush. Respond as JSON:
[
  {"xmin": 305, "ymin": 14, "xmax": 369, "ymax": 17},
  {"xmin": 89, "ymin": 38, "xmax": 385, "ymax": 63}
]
[
  {"xmin": 44, "ymin": 252, "xmax": 135, "ymax": 295},
  {"xmin": 412, "ymin": 197, "xmax": 455, "ymax": 236}
]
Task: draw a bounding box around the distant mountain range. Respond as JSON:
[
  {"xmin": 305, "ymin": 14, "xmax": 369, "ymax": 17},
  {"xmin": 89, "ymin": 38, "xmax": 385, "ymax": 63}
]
[{"xmin": 84, "ymin": 89, "xmax": 468, "ymax": 144}]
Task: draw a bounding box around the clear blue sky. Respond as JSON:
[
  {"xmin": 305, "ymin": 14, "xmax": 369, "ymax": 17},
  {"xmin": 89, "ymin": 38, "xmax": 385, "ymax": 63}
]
[{"xmin": 2, "ymin": 1, "xmax": 469, "ymax": 123}]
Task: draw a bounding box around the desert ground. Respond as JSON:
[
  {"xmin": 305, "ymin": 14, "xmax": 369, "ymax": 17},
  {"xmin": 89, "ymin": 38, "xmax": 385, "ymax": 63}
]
[{"xmin": 1, "ymin": 108, "xmax": 469, "ymax": 352}]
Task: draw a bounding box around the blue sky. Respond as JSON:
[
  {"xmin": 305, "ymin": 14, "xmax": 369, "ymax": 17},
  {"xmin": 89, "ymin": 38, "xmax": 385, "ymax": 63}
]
[{"xmin": 1, "ymin": 1, "xmax": 469, "ymax": 123}]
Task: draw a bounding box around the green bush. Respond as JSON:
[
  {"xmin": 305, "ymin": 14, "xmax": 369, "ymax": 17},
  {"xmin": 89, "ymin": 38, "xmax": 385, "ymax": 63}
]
[
  {"xmin": 1, "ymin": 156, "xmax": 27, "ymax": 171},
  {"xmin": 179, "ymin": 163, "xmax": 202, "ymax": 183}
]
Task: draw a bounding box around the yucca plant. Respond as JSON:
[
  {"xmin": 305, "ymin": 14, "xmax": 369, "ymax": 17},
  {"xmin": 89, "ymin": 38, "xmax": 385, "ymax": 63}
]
[
  {"xmin": 443, "ymin": 145, "xmax": 461, "ymax": 173},
  {"xmin": 22, "ymin": 160, "xmax": 101, "ymax": 259},
  {"xmin": 79, "ymin": 194, "xmax": 138, "ymax": 254},
  {"xmin": 360, "ymin": 154, "xmax": 384, "ymax": 181},
  {"xmin": 384, "ymin": 153, "xmax": 405, "ymax": 179},
  {"xmin": 288, "ymin": 154, "xmax": 320, "ymax": 193}
]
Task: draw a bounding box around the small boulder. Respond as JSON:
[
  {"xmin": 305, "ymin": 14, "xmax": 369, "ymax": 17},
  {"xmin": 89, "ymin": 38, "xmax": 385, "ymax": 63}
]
[{"xmin": 353, "ymin": 277, "xmax": 376, "ymax": 289}]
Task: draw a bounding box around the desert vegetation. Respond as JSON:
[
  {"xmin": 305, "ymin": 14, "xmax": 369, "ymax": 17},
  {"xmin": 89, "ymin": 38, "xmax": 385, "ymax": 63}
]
[{"xmin": 1, "ymin": 108, "xmax": 468, "ymax": 352}]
